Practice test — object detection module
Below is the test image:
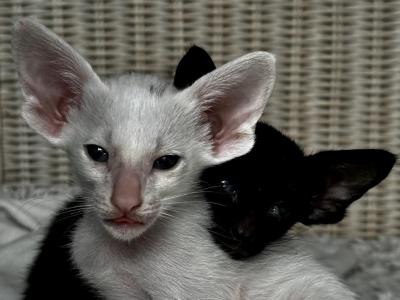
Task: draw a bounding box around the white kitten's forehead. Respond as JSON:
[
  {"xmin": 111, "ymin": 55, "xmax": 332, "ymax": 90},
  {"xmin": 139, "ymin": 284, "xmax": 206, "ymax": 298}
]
[{"xmin": 100, "ymin": 74, "xmax": 197, "ymax": 160}]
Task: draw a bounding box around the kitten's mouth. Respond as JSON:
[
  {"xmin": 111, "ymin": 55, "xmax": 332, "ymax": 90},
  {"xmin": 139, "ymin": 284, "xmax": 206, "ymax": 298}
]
[
  {"xmin": 104, "ymin": 216, "xmax": 145, "ymax": 227},
  {"xmin": 101, "ymin": 210, "xmax": 158, "ymax": 241}
]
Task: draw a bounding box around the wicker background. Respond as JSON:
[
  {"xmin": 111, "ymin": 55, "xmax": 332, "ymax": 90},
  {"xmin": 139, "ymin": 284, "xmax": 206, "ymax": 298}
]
[{"xmin": 0, "ymin": 0, "xmax": 399, "ymax": 237}]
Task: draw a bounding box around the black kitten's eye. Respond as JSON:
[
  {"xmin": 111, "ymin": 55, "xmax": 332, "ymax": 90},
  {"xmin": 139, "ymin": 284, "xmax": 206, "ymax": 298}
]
[
  {"xmin": 268, "ymin": 205, "xmax": 282, "ymax": 221},
  {"xmin": 153, "ymin": 155, "xmax": 180, "ymax": 170},
  {"xmin": 221, "ymin": 180, "xmax": 238, "ymax": 202},
  {"xmin": 231, "ymin": 190, "xmax": 238, "ymax": 202},
  {"xmin": 85, "ymin": 144, "xmax": 109, "ymax": 163},
  {"xmin": 269, "ymin": 206, "xmax": 280, "ymax": 216}
]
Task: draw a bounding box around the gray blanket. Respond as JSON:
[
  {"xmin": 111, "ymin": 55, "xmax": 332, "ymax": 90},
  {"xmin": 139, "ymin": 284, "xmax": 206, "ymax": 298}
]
[{"xmin": 306, "ymin": 236, "xmax": 400, "ymax": 300}]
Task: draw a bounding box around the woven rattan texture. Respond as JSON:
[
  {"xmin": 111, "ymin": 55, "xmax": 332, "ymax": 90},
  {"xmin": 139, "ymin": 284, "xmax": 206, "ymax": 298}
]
[{"xmin": 0, "ymin": 0, "xmax": 399, "ymax": 237}]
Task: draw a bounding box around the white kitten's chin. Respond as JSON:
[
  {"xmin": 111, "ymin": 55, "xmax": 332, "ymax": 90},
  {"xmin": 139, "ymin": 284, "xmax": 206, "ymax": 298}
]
[{"xmin": 102, "ymin": 221, "xmax": 148, "ymax": 241}]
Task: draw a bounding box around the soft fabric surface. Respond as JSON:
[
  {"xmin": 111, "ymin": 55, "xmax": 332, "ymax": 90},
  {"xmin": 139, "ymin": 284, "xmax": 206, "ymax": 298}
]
[
  {"xmin": 305, "ymin": 237, "xmax": 400, "ymax": 300},
  {"xmin": 0, "ymin": 186, "xmax": 74, "ymax": 300},
  {"xmin": 0, "ymin": 186, "xmax": 398, "ymax": 300}
]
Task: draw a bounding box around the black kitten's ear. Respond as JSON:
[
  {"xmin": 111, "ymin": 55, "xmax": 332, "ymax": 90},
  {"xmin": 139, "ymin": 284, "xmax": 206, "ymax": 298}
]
[
  {"xmin": 173, "ymin": 45, "xmax": 216, "ymax": 89},
  {"xmin": 301, "ymin": 149, "xmax": 396, "ymax": 225}
]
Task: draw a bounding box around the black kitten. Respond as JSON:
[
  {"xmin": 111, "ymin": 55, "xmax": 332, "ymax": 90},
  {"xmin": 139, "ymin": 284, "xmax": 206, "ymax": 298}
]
[
  {"xmin": 174, "ymin": 46, "xmax": 396, "ymax": 259},
  {"xmin": 201, "ymin": 124, "xmax": 395, "ymax": 258}
]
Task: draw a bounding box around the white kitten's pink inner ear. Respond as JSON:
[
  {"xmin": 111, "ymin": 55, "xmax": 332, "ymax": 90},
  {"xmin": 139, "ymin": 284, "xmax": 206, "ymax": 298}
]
[
  {"xmin": 205, "ymin": 105, "xmax": 257, "ymax": 155},
  {"xmin": 27, "ymin": 88, "xmax": 79, "ymax": 137},
  {"xmin": 111, "ymin": 169, "xmax": 143, "ymax": 214},
  {"xmin": 12, "ymin": 18, "xmax": 104, "ymax": 144}
]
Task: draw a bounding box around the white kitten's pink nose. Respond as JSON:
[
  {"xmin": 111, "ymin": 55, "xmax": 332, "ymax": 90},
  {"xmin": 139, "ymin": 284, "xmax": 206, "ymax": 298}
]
[{"xmin": 111, "ymin": 168, "xmax": 143, "ymax": 213}]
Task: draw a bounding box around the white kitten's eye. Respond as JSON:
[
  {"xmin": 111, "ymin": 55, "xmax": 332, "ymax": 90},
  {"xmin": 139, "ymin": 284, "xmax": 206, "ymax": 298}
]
[
  {"xmin": 85, "ymin": 144, "xmax": 109, "ymax": 163},
  {"xmin": 153, "ymin": 155, "xmax": 180, "ymax": 170}
]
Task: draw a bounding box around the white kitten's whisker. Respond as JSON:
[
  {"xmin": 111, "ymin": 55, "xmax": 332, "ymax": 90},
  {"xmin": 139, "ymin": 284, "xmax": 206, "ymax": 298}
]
[
  {"xmin": 158, "ymin": 192, "xmax": 203, "ymax": 202},
  {"xmin": 139, "ymin": 208, "xmax": 159, "ymax": 215},
  {"xmin": 56, "ymin": 207, "xmax": 93, "ymax": 219},
  {"xmin": 158, "ymin": 213, "xmax": 194, "ymax": 227},
  {"xmin": 58, "ymin": 206, "xmax": 92, "ymax": 215},
  {"xmin": 207, "ymin": 229, "xmax": 240, "ymax": 244},
  {"xmin": 210, "ymin": 224, "xmax": 240, "ymax": 242},
  {"xmin": 158, "ymin": 188, "xmax": 222, "ymax": 204},
  {"xmin": 162, "ymin": 197, "xmax": 228, "ymax": 207},
  {"xmin": 159, "ymin": 211, "xmax": 176, "ymax": 219},
  {"xmin": 163, "ymin": 200, "xmax": 228, "ymax": 208},
  {"xmin": 192, "ymin": 183, "xmax": 223, "ymax": 190},
  {"xmin": 52, "ymin": 212, "xmax": 88, "ymax": 225}
]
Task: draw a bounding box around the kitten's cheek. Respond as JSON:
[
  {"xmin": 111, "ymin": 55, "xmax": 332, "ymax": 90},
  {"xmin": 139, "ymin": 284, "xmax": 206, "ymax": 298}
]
[
  {"xmin": 79, "ymin": 162, "xmax": 111, "ymax": 193},
  {"xmin": 153, "ymin": 166, "xmax": 184, "ymax": 186}
]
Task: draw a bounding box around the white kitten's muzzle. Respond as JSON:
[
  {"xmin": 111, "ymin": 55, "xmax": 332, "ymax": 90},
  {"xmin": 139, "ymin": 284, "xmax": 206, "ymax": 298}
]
[{"xmin": 111, "ymin": 167, "xmax": 143, "ymax": 214}]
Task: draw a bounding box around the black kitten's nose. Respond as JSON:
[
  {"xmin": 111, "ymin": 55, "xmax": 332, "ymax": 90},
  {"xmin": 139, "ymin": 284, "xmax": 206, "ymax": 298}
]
[{"xmin": 232, "ymin": 217, "xmax": 256, "ymax": 239}]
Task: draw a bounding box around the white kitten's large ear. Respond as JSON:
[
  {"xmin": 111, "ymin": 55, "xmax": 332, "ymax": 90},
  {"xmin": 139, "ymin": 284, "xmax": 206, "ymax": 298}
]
[
  {"xmin": 12, "ymin": 18, "xmax": 104, "ymax": 145},
  {"xmin": 182, "ymin": 51, "xmax": 275, "ymax": 164}
]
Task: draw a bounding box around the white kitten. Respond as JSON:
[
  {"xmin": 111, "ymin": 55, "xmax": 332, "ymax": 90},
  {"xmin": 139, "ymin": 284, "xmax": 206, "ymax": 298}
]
[{"xmin": 13, "ymin": 18, "xmax": 355, "ymax": 299}]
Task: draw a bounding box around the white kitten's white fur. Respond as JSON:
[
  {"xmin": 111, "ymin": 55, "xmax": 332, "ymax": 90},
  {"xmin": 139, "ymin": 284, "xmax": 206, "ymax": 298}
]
[{"xmin": 13, "ymin": 18, "xmax": 355, "ymax": 299}]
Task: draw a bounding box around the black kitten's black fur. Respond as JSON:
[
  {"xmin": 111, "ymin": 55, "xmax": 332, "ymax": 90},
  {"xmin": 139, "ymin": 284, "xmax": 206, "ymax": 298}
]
[{"xmin": 24, "ymin": 198, "xmax": 102, "ymax": 299}]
